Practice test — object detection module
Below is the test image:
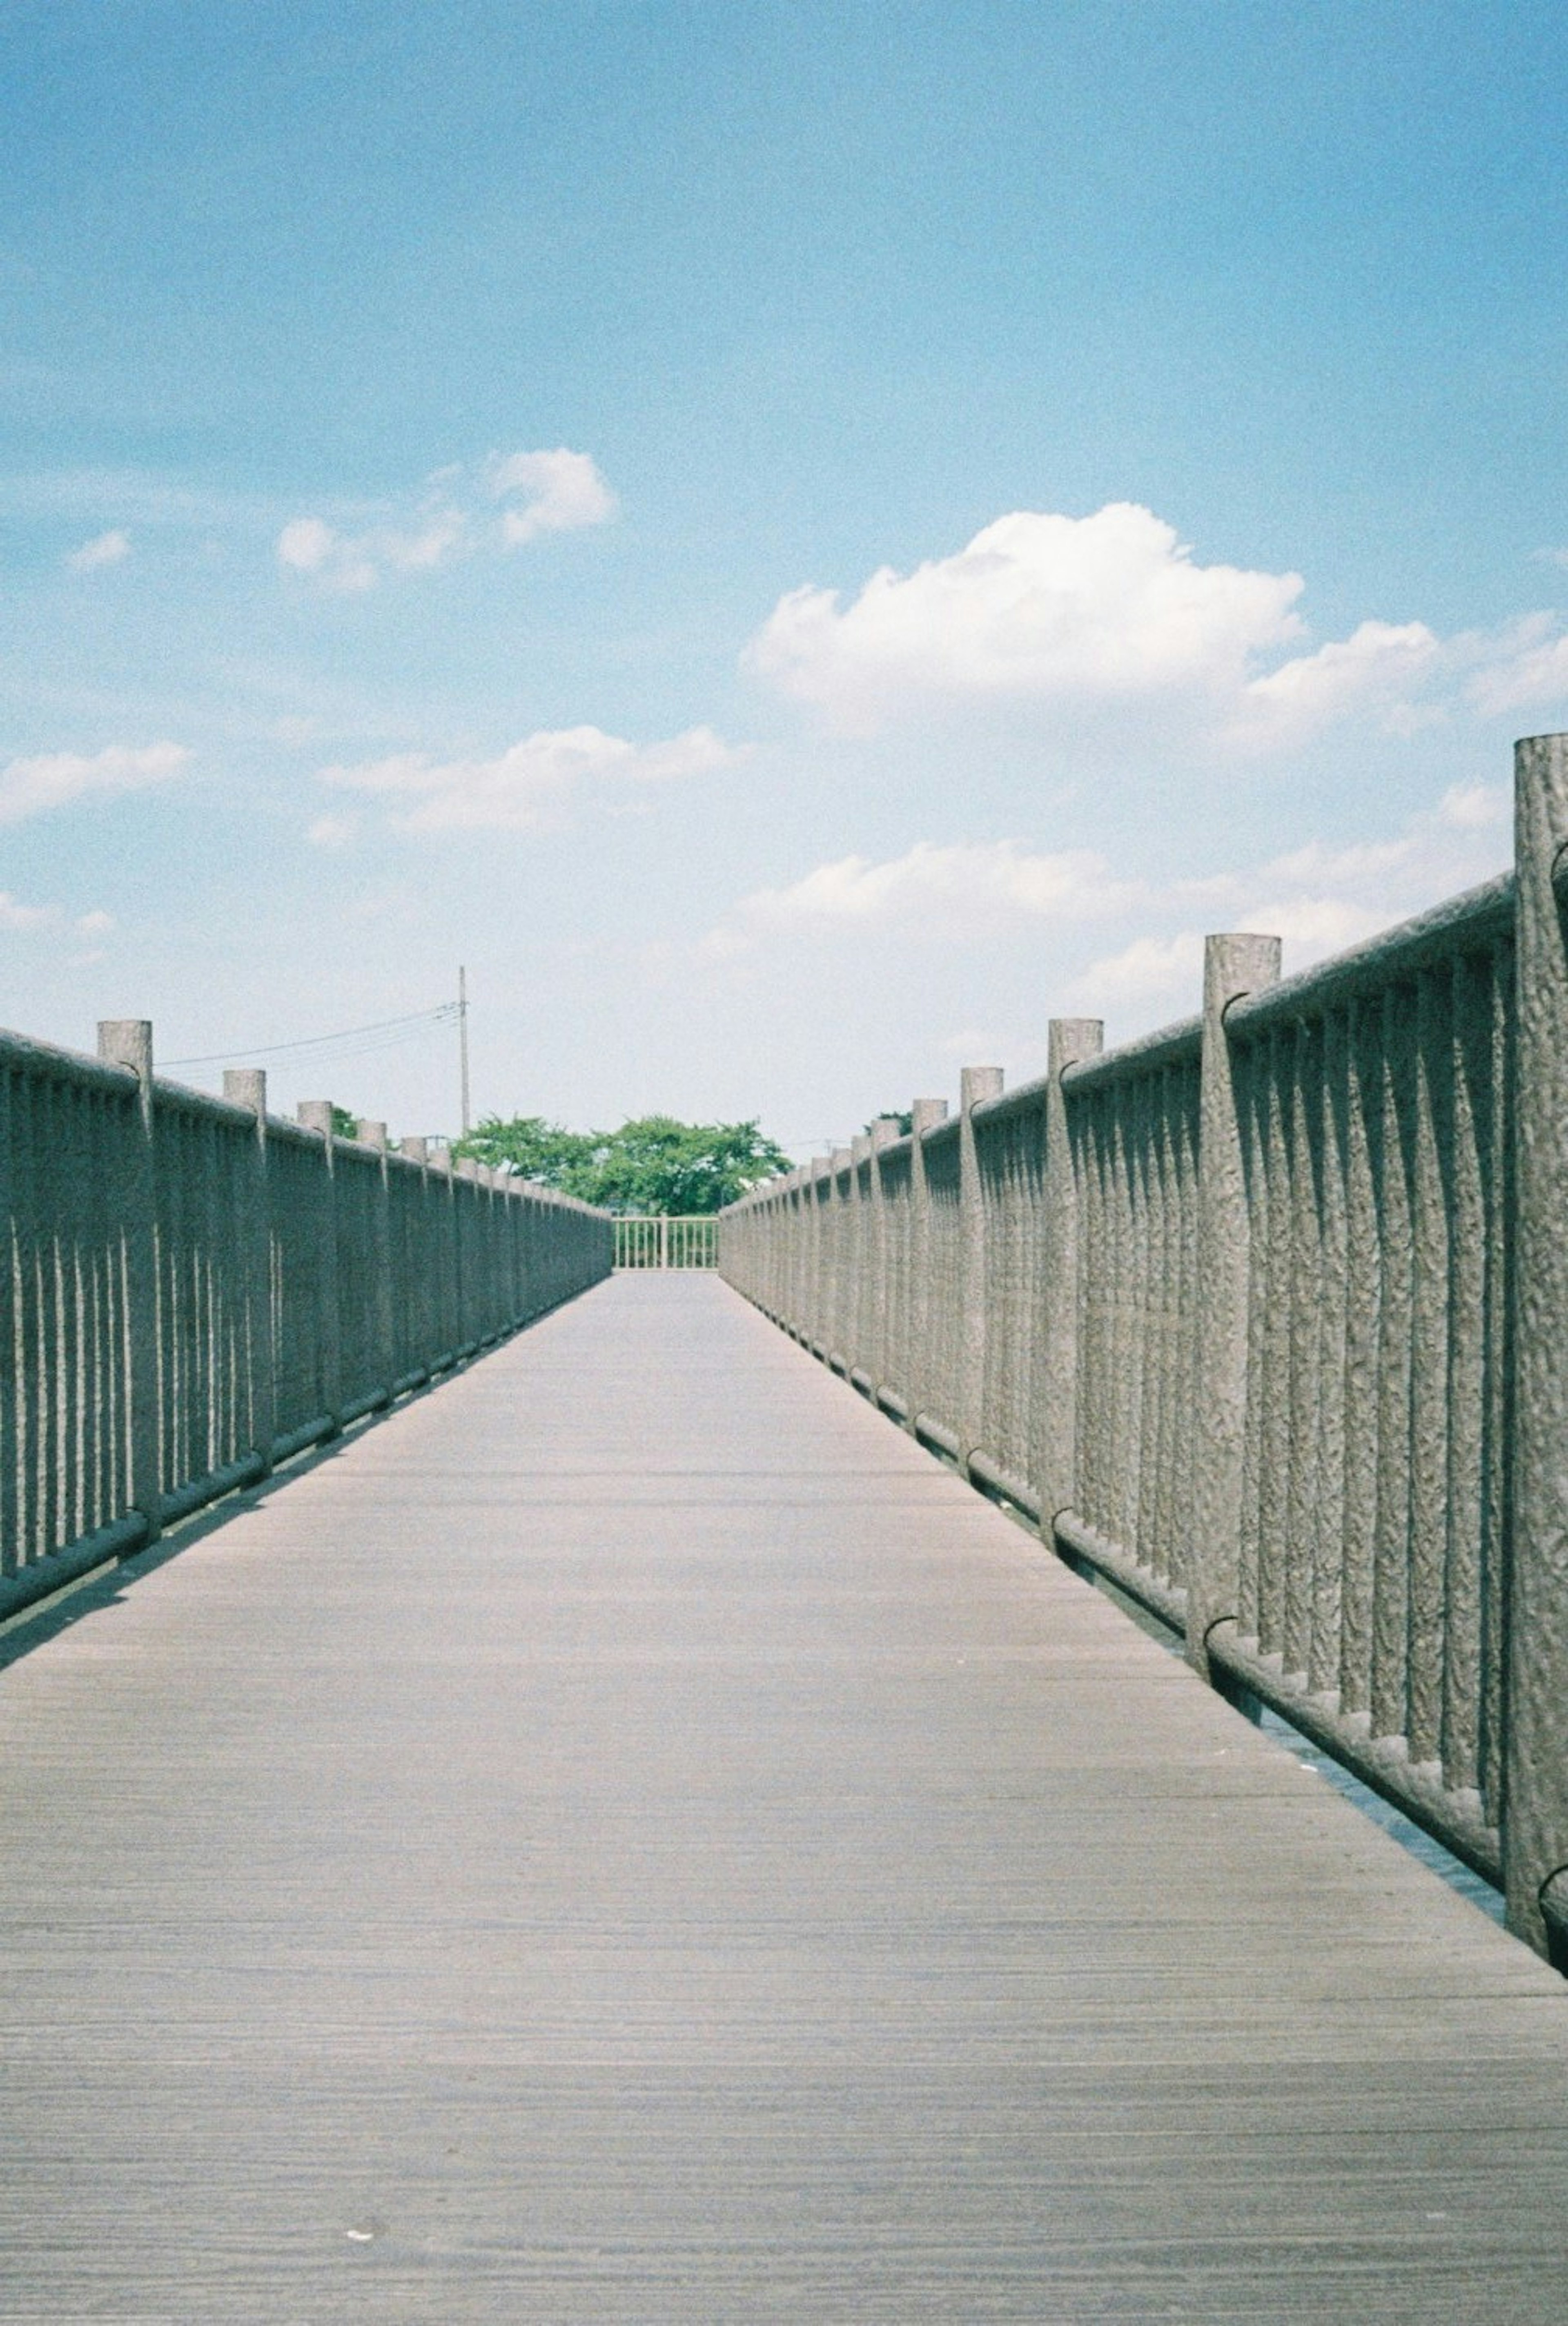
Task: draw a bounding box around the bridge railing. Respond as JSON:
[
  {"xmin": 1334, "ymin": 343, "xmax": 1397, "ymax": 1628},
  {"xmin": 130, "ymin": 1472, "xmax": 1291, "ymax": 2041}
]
[
  {"xmin": 2, "ymin": 1022, "xmax": 612, "ymax": 1625},
  {"xmin": 719, "ymin": 732, "xmax": 1568, "ymax": 1962}
]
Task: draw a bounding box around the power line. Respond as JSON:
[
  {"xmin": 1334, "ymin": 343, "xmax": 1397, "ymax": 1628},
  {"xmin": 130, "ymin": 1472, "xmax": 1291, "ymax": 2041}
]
[{"xmin": 163, "ymin": 1001, "xmax": 460, "ymax": 1070}]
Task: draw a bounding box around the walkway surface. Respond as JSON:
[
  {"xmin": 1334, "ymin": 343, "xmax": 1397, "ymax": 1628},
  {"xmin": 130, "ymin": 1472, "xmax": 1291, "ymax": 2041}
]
[{"xmin": 5, "ymin": 1274, "xmax": 1568, "ymax": 2322}]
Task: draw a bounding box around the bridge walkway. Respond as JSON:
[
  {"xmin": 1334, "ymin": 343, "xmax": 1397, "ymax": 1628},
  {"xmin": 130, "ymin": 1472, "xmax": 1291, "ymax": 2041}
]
[{"xmin": 4, "ymin": 1272, "xmax": 1568, "ymax": 2321}]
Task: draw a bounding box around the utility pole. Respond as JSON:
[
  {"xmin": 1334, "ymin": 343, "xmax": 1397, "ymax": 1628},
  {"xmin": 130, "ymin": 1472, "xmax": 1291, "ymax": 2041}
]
[{"xmin": 459, "ymin": 965, "xmax": 471, "ymax": 1136}]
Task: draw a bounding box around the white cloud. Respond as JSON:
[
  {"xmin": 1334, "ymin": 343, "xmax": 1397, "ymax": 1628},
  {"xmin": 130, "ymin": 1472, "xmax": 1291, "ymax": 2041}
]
[
  {"xmin": 1244, "ymin": 895, "xmax": 1391, "ymax": 952},
  {"xmin": 0, "ymin": 892, "xmax": 54, "ymax": 932},
  {"xmin": 306, "ymin": 813, "xmax": 357, "ymax": 849},
  {"xmin": 744, "ymin": 500, "xmax": 1568, "ymax": 750},
  {"xmin": 491, "ymin": 448, "xmax": 618, "ymax": 544},
  {"xmin": 1247, "ymin": 782, "xmax": 1509, "ymax": 908},
  {"xmin": 1232, "ymin": 619, "xmax": 1442, "ymax": 747},
  {"xmin": 1060, "ymin": 930, "xmax": 1206, "ymax": 1012},
  {"xmin": 277, "ymin": 516, "xmax": 336, "ymax": 574},
  {"xmin": 698, "ymin": 776, "xmax": 1515, "ymax": 1046},
  {"xmin": 1437, "ymin": 779, "xmax": 1507, "ymax": 829},
  {"xmin": 1062, "ymin": 904, "xmax": 1383, "ymax": 1019},
  {"xmin": 1062, "ymin": 783, "xmax": 1513, "ymax": 1022},
  {"xmin": 0, "ymin": 894, "xmax": 115, "ymax": 941},
  {"xmin": 381, "ymin": 509, "xmax": 467, "ymax": 572},
  {"xmin": 1462, "ymin": 613, "xmax": 1568, "ymax": 717},
  {"xmin": 66, "ymin": 528, "xmax": 131, "ymax": 571},
  {"xmin": 320, "ymin": 724, "xmax": 738, "ymax": 834},
  {"xmin": 276, "ymin": 504, "xmax": 466, "ymax": 593},
  {"xmin": 702, "ymin": 839, "xmax": 1142, "ymax": 959},
  {"xmin": 277, "ymin": 446, "xmax": 616, "ymax": 591},
  {"xmin": 0, "ymin": 740, "xmax": 189, "ymax": 825},
  {"xmin": 746, "ymin": 504, "xmax": 1309, "ymax": 735}
]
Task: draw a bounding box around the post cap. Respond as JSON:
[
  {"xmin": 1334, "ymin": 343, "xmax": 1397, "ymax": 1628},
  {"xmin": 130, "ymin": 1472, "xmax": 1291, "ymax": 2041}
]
[{"xmin": 960, "ymin": 1066, "xmax": 1004, "ymax": 1111}]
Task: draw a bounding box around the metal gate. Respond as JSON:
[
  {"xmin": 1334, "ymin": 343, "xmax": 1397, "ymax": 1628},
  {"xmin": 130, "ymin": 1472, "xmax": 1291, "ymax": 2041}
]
[{"xmin": 613, "ymin": 1215, "xmax": 719, "ymax": 1269}]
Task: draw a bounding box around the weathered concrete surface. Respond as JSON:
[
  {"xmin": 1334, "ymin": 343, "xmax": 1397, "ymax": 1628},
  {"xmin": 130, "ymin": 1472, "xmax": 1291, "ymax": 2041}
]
[
  {"xmin": 2, "ymin": 1273, "xmax": 1568, "ymax": 2322},
  {"xmin": 1508, "ymin": 730, "xmax": 1568, "ymax": 1945}
]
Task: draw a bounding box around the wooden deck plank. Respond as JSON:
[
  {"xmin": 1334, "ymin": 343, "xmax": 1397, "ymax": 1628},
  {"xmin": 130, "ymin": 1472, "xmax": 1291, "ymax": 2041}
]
[{"xmin": 3, "ymin": 1272, "xmax": 1568, "ymax": 2321}]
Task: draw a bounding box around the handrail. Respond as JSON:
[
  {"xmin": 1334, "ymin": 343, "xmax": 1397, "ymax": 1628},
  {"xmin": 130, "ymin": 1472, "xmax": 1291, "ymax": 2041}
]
[
  {"xmin": 717, "ymin": 732, "xmax": 1568, "ymax": 1963},
  {"xmin": 1225, "ymin": 871, "xmax": 1515, "ymax": 1033},
  {"xmin": 2, "ymin": 1019, "xmax": 613, "ymax": 1628},
  {"xmin": 1060, "ymin": 1013, "xmax": 1203, "ymax": 1091}
]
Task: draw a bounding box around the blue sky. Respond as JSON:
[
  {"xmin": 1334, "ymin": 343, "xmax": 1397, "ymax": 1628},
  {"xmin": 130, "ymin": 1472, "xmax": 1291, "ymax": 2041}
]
[{"xmin": 4, "ymin": 0, "xmax": 1568, "ymax": 1150}]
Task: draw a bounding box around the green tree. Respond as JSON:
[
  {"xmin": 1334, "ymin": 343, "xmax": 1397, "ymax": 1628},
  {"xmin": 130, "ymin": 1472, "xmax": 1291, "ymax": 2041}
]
[
  {"xmin": 456, "ymin": 1113, "xmax": 791, "ymax": 1213},
  {"xmin": 456, "ymin": 1115, "xmax": 599, "ymax": 1188},
  {"xmin": 585, "ymin": 1116, "xmax": 791, "ymax": 1214}
]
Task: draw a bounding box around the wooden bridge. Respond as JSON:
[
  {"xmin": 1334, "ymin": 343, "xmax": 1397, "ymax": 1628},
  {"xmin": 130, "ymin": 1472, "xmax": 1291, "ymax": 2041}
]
[{"xmin": 6, "ymin": 1270, "xmax": 1568, "ymax": 2322}]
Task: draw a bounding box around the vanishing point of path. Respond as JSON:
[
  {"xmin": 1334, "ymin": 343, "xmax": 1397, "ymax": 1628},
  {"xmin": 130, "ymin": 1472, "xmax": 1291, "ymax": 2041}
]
[{"xmin": 4, "ymin": 1273, "xmax": 1568, "ymax": 2322}]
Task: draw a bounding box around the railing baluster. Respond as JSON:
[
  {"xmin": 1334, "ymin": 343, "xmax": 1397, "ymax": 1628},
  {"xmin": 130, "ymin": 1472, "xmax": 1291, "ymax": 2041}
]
[
  {"xmin": 716, "ymin": 763, "xmax": 1568, "ymax": 1940},
  {"xmin": 1188, "ymin": 935, "xmax": 1281, "ymax": 1674},
  {"xmin": 1037, "ymin": 1020, "xmax": 1100, "ymax": 1535},
  {"xmin": 1507, "ymin": 732, "xmax": 1568, "ymax": 1951},
  {"xmin": 98, "ymin": 1020, "xmax": 161, "ymax": 1548},
  {"xmin": 1311, "ymin": 1010, "xmax": 1350, "ymax": 1699}
]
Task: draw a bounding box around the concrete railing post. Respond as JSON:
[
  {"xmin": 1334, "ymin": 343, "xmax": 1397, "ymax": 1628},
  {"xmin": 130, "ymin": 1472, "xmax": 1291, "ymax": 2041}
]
[
  {"xmin": 516, "ymin": 1171, "xmax": 535, "ymax": 1324},
  {"xmin": 516, "ymin": 1172, "xmax": 535, "ymax": 1321},
  {"xmin": 1507, "ymin": 731, "xmax": 1568, "ymax": 1957},
  {"xmin": 808, "ymin": 1157, "xmax": 831, "ymax": 1354},
  {"xmin": 296, "ymin": 1102, "xmax": 343, "ymax": 1435},
  {"xmin": 488, "ymin": 1165, "xmax": 514, "ymax": 1329},
  {"xmin": 1035, "ymin": 1020, "xmax": 1102, "ymax": 1538},
  {"xmin": 868, "ymin": 1117, "xmax": 901, "ymax": 1397},
  {"xmin": 98, "ymin": 1019, "xmax": 161, "ymax": 1545},
  {"xmin": 1186, "ymin": 934, "xmax": 1281, "ymax": 1677},
  {"xmin": 769, "ymin": 1174, "xmax": 786, "ymax": 1319},
  {"xmin": 771, "ymin": 1175, "xmax": 789, "ymax": 1319},
  {"xmin": 525, "ymin": 1180, "xmax": 543, "ymax": 1313},
  {"xmin": 356, "ymin": 1120, "xmax": 396, "ymax": 1401},
  {"xmin": 399, "ymin": 1137, "xmax": 432, "ymax": 1364},
  {"xmin": 427, "ymin": 1146, "xmax": 452, "ymax": 1351},
  {"xmin": 796, "ymin": 1163, "xmax": 816, "ymax": 1347},
  {"xmin": 224, "ymin": 1068, "xmax": 276, "ymax": 1476},
  {"xmin": 849, "ymin": 1133, "xmax": 872, "ymax": 1375},
  {"xmin": 521, "ymin": 1174, "xmax": 541, "ymax": 1320},
  {"xmin": 0, "ymin": 1063, "xmax": 11, "ymax": 1567},
  {"xmin": 489, "ymin": 1166, "xmax": 519, "ymax": 1325},
  {"xmin": 500, "ymin": 1163, "xmax": 519, "ymax": 1330},
  {"xmin": 474, "ymin": 1163, "xmax": 494, "ymax": 1331},
  {"xmin": 958, "ymin": 1066, "xmax": 1003, "ymax": 1472},
  {"xmin": 456, "ymin": 1157, "xmax": 481, "ymax": 1343},
  {"xmin": 790, "ymin": 1175, "xmax": 803, "ymax": 1327},
  {"xmin": 906, "ymin": 1098, "xmax": 948, "ymax": 1432},
  {"xmin": 827, "ymin": 1149, "xmax": 852, "ymax": 1368}
]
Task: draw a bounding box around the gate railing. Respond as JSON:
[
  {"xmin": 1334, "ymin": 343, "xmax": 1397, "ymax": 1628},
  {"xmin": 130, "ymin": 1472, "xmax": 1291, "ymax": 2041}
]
[
  {"xmin": 614, "ymin": 1215, "xmax": 719, "ymax": 1269},
  {"xmin": 719, "ymin": 732, "xmax": 1568, "ymax": 1965}
]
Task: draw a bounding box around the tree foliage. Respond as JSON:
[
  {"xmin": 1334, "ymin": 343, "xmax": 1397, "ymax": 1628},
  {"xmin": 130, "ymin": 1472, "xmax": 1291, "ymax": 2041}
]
[
  {"xmin": 454, "ymin": 1115, "xmax": 597, "ymax": 1186},
  {"xmin": 454, "ymin": 1113, "xmax": 791, "ymax": 1214}
]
